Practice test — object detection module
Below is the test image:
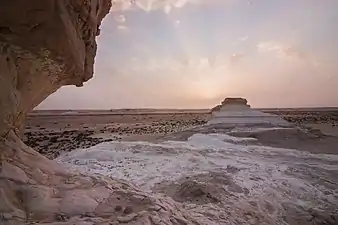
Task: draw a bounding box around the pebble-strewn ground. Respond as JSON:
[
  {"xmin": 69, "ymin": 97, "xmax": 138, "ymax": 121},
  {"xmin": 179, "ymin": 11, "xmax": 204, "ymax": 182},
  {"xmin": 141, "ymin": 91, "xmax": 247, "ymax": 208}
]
[
  {"xmin": 24, "ymin": 112, "xmax": 209, "ymax": 159},
  {"xmin": 270, "ymin": 110, "xmax": 338, "ymax": 125},
  {"xmin": 16, "ymin": 108, "xmax": 338, "ymax": 225},
  {"xmin": 24, "ymin": 109, "xmax": 338, "ymax": 159}
]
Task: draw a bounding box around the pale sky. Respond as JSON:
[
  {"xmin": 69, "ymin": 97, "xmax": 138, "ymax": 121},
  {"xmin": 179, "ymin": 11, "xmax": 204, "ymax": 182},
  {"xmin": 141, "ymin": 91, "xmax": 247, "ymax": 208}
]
[{"xmin": 38, "ymin": 0, "xmax": 338, "ymax": 109}]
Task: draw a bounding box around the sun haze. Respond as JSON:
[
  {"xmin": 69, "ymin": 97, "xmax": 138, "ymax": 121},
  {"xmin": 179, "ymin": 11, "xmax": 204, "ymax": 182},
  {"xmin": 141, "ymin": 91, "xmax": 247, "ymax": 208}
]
[{"xmin": 38, "ymin": 0, "xmax": 338, "ymax": 109}]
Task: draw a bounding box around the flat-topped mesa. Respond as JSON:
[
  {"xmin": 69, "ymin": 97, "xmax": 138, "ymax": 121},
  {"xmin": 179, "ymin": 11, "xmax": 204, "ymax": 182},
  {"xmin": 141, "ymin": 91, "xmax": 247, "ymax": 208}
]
[
  {"xmin": 221, "ymin": 97, "xmax": 248, "ymax": 106},
  {"xmin": 211, "ymin": 97, "xmax": 250, "ymax": 113},
  {"xmin": 209, "ymin": 97, "xmax": 290, "ymax": 126}
]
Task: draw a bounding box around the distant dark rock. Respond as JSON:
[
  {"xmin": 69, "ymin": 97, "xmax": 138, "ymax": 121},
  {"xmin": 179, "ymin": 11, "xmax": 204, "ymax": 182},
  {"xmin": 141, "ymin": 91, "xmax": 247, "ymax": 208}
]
[{"xmin": 221, "ymin": 97, "xmax": 248, "ymax": 105}]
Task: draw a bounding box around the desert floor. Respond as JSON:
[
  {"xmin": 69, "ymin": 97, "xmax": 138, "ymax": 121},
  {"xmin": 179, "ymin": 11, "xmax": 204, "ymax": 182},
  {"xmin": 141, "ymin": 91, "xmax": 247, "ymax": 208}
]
[
  {"xmin": 24, "ymin": 108, "xmax": 338, "ymax": 159},
  {"xmin": 22, "ymin": 108, "xmax": 338, "ymax": 224}
]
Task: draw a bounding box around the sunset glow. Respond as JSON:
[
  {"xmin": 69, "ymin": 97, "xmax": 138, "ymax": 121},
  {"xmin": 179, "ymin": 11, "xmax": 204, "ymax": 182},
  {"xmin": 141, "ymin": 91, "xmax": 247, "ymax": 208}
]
[{"xmin": 39, "ymin": 0, "xmax": 338, "ymax": 109}]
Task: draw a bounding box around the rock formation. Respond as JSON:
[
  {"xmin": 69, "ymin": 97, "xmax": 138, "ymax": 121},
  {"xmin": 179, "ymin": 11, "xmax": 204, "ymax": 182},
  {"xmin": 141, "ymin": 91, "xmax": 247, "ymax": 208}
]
[
  {"xmin": 221, "ymin": 97, "xmax": 248, "ymax": 106},
  {"xmin": 209, "ymin": 97, "xmax": 290, "ymax": 126},
  {"xmin": 211, "ymin": 97, "xmax": 250, "ymax": 113},
  {"xmin": 0, "ymin": 0, "xmax": 111, "ymax": 138},
  {"xmin": 210, "ymin": 104, "xmax": 221, "ymax": 112},
  {"xmin": 0, "ymin": 1, "xmax": 208, "ymax": 224}
]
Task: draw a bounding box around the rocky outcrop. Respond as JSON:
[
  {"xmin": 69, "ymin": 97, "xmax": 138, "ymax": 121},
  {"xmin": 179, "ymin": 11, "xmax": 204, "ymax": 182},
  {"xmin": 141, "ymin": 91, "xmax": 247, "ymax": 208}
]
[
  {"xmin": 0, "ymin": 1, "xmax": 195, "ymax": 224},
  {"xmin": 2, "ymin": 131, "xmax": 216, "ymax": 225},
  {"xmin": 221, "ymin": 97, "xmax": 248, "ymax": 106},
  {"xmin": 0, "ymin": 1, "xmax": 216, "ymax": 225},
  {"xmin": 211, "ymin": 104, "xmax": 222, "ymax": 113},
  {"xmin": 211, "ymin": 98, "xmax": 250, "ymax": 113},
  {"xmin": 0, "ymin": 0, "xmax": 111, "ymax": 138},
  {"xmin": 209, "ymin": 97, "xmax": 291, "ymax": 126}
]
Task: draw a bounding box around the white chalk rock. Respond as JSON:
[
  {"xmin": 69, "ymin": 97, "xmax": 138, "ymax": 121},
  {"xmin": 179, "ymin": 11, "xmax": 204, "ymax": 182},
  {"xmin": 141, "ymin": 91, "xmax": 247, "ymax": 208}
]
[{"xmin": 209, "ymin": 98, "xmax": 290, "ymax": 126}]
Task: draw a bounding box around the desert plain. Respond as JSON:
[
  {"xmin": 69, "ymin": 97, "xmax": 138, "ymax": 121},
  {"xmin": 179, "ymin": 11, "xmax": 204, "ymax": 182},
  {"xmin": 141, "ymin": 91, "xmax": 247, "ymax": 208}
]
[
  {"xmin": 19, "ymin": 105, "xmax": 338, "ymax": 224},
  {"xmin": 24, "ymin": 107, "xmax": 338, "ymax": 159}
]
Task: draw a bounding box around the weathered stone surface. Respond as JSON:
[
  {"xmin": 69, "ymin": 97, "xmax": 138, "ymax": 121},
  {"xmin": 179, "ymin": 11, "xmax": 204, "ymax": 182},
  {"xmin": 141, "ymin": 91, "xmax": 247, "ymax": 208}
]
[
  {"xmin": 211, "ymin": 104, "xmax": 222, "ymax": 112},
  {"xmin": 0, "ymin": 162, "xmax": 29, "ymax": 184},
  {"xmin": 211, "ymin": 98, "xmax": 250, "ymax": 113},
  {"xmin": 0, "ymin": 0, "xmax": 111, "ymax": 137},
  {"xmin": 0, "ymin": 188, "xmax": 17, "ymax": 213},
  {"xmin": 1, "ymin": 130, "xmax": 219, "ymax": 224},
  {"xmin": 221, "ymin": 97, "xmax": 248, "ymax": 106},
  {"xmin": 0, "ymin": 1, "xmax": 215, "ymax": 224},
  {"xmin": 209, "ymin": 97, "xmax": 291, "ymax": 126}
]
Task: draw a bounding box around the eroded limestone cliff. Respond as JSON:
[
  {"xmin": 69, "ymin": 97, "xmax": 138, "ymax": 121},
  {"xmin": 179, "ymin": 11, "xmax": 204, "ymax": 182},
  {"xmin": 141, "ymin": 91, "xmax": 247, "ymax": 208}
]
[
  {"xmin": 0, "ymin": 1, "xmax": 208, "ymax": 224},
  {"xmin": 0, "ymin": 0, "xmax": 111, "ymax": 138}
]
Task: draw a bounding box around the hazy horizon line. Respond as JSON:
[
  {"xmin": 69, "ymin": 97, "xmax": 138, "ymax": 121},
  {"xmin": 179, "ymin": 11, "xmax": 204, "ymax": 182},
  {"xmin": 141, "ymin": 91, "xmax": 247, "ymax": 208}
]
[{"xmin": 32, "ymin": 106, "xmax": 338, "ymax": 111}]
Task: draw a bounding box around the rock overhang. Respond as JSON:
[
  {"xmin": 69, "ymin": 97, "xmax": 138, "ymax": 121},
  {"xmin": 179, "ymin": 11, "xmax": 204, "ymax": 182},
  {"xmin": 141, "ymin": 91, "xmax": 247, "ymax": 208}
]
[
  {"xmin": 0, "ymin": 0, "xmax": 111, "ymax": 136},
  {"xmin": 1, "ymin": 0, "xmax": 110, "ymax": 84}
]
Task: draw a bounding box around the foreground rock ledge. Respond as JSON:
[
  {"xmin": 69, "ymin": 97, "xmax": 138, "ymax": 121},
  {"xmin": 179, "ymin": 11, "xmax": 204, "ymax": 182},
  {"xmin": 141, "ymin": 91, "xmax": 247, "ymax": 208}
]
[
  {"xmin": 1, "ymin": 131, "xmax": 210, "ymax": 224},
  {"xmin": 0, "ymin": 1, "xmax": 207, "ymax": 224}
]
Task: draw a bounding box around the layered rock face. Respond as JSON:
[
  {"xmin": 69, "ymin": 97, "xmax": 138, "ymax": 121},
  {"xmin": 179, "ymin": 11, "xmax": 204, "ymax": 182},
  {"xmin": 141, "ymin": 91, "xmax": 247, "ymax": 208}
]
[
  {"xmin": 221, "ymin": 97, "xmax": 248, "ymax": 106},
  {"xmin": 211, "ymin": 97, "xmax": 250, "ymax": 113},
  {"xmin": 209, "ymin": 98, "xmax": 290, "ymax": 126},
  {"xmin": 0, "ymin": 0, "xmax": 111, "ymax": 138}
]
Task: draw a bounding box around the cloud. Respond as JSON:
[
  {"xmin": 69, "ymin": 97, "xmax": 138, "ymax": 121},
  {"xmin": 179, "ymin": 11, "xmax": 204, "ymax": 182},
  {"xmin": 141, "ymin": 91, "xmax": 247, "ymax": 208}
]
[
  {"xmin": 117, "ymin": 25, "xmax": 129, "ymax": 30},
  {"xmin": 238, "ymin": 36, "xmax": 248, "ymax": 42},
  {"xmin": 174, "ymin": 0, "xmax": 189, "ymax": 8},
  {"xmin": 174, "ymin": 20, "xmax": 181, "ymax": 28},
  {"xmin": 41, "ymin": 1, "xmax": 338, "ymax": 109},
  {"xmin": 134, "ymin": 0, "xmax": 153, "ymax": 11},
  {"xmin": 164, "ymin": 5, "xmax": 172, "ymax": 14},
  {"xmin": 257, "ymin": 41, "xmax": 287, "ymax": 55},
  {"xmin": 257, "ymin": 41, "xmax": 320, "ymax": 66},
  {"xmin": 110, "ymin": 0, "xmax": 225, "ymax": 13},
  {"xmin": 115, "ymin": 14, "xmax": 126, "ymax": 23},
  {"xmin": 229, "ymin": 53, "xmax": 245, "ymax": 65},
  {"xmin": 233, "ymin": 36, "xmax": 248, "ymax": 45},
  {"xmin": 257, "ymin": 41, "xmax": 307, "ymax": 60},
  {"xmin": 111, "ymin": 0, "xmax": 133, "ymax": 11}
]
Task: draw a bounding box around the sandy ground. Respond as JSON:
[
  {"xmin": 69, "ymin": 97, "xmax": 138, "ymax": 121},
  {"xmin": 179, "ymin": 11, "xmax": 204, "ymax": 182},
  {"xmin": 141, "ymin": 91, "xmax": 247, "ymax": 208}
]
[
  {"xmin": 56, "ymin": 126, "xmax": 338, "ymax": 224},
  {"xmin": 269, "ymin": 108, "xmax": 338, "ymax": 137},
  {"xmin": 22, "ymin": 108, "xmax": 338, "ymax": 224},
  {"xmin": 24, "ymin": 108, "xmax": 338, "ymax": 159},
  {"xmin": 24, "ymin": 110, "xmax": 210, "ymax": 158}
]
